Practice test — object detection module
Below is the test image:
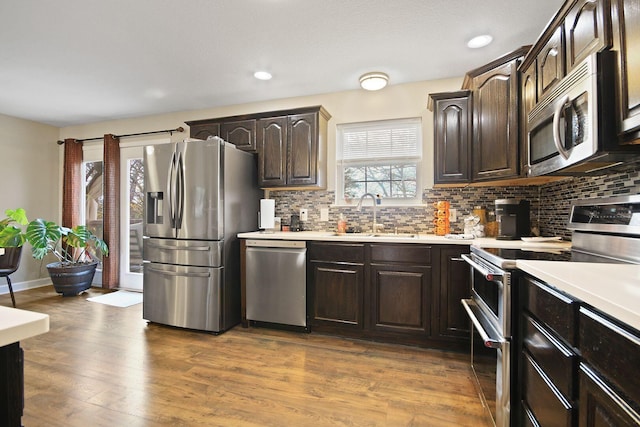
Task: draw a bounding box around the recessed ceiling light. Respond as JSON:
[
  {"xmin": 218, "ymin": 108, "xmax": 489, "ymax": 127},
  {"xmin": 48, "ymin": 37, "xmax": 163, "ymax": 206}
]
[
  {"xmin": 467, "ymin": 34, "xmax": 493, "ymax": 49},
  {"xmin": 254, "ymin": 71, "xmax": 272, "ymax": 81},
  {"xmin": 359, "ymin": 72, "xmax": 389, "ymax": 91}
]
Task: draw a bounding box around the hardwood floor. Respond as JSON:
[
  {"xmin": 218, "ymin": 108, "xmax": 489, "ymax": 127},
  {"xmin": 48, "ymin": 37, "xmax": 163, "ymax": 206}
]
[{"xmin": 9, "ymin": 286, "xmax": 492, "ymax": 427}]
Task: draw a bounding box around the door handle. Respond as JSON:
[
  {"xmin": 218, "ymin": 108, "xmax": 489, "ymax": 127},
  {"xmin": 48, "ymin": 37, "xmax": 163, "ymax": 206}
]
[
  {"xmin": 461, "ymin": 299, "xmax": 503, "ymax": 349},
  {"xmin": 145, "ymin": 265, "xmax": 211, "ymax": 278},
  {"xmin": 553, "ymin": 95, "xmax": 571, "ymax": 160}
]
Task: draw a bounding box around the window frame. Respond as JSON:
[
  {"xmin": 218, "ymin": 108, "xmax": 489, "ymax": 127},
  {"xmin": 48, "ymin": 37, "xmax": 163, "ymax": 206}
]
[{"xmin": 335, "ymin": 117, "xmax": 423, "ymax": 206}]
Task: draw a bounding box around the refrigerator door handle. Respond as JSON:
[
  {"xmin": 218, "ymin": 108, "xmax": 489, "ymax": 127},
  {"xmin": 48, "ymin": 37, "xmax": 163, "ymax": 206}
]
[
  {"xmin": 168, "ymin": 151, "xmax": 177, "ymax": 228},
  {"xmin": 145, "ymin": 265, "xmax": 211, "ymax": 278},
  {"xmin": 176, "ymin": 150, "xmax": 185, "ymax": 230},
  {"xmin": 145, "ymin": 242, "xmax": 212, "ymax": 252}
]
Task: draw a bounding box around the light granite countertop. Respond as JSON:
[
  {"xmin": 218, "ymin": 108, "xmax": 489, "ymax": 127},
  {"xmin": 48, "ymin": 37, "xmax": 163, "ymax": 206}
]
[
  {"xmin": 238, "ymin": 230, "xmax": 573, "ymax": 250},
  {"xmin": 0, "ymin": 306, "xmax": 50, "ymax": 347}
]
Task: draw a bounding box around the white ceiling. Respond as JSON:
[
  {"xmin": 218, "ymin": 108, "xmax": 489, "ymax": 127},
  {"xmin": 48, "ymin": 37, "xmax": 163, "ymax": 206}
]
[{"xmin": 0, "ymin": 0, "xmax": 564, "ymax": 128}]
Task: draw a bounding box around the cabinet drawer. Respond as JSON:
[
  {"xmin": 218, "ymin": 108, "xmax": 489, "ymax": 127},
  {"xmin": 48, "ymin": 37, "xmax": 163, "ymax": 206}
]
[
  {"xmin": 370, "ymin": 244, "xmax": 431, "ymax": 264},
  {"xmin": 523, "ymin": 352, "xmax": 575, "ymax": 427},
  {"xmin": 523, "ymin": 314, "xmax": 578, "ymax": 400},
  {"xmin": 523, "ymin": 277, "xmax": 579, "ymax": 346},
  {"xmin": 579, "ymin": 307, "xmax": 640, "ymax": 406},
  {"xmin": 308, "ymin": 242, "xmax": 365, "ymax": 263}
]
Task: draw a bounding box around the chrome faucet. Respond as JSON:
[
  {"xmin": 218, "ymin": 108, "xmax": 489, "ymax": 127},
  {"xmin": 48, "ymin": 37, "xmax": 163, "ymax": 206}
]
[{"xmin": 356, "ymin": 193, "xmax": 378, "ymax": 233}]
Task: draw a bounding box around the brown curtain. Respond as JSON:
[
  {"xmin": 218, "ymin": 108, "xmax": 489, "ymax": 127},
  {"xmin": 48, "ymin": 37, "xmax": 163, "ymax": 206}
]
[
  {"xmin": 102, "ymin": 134, "xmax": 120, "ymax": 289},
  {"xmin": 62, "ymin": 139, "xmax": 83, "ymax": 228}
]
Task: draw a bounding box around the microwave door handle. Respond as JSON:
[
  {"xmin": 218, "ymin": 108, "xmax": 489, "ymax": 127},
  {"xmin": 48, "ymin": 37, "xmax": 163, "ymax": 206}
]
[{"xmin": 553, "ymin": 95, "xmax": 571, "ymax": 160}]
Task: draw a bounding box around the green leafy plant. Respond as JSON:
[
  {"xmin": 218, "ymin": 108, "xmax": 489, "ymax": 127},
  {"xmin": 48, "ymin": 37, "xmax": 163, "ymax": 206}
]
[
  {"xmin": 26, "ymin": 219, "xmax": 108, "ymax": 265},
  {"xmin": 0, "ymin": 208, "xmax": 108, "ymax": 265},
  {"xmin": 0, "ymin": 208, "xmax": 29, "ymax": 247}
]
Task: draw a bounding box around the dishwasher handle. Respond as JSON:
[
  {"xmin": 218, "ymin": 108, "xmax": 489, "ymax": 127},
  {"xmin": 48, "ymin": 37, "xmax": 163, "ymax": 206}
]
[{"xmin": 245, "ymin": 239, "xmax": 306, "ymax": 249}]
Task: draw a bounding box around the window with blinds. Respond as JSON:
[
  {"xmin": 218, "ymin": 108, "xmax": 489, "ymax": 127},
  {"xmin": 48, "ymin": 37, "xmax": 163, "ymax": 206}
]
[{"xmin": 336, "ymin": 118, "xmax": 423, "ymax": 205}]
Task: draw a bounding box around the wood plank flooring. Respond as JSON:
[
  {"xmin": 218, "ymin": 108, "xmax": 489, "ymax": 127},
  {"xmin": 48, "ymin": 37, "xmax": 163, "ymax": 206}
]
[{"xmin": 8, "ymin": 286, "xmax": 492, "ymax": 427}]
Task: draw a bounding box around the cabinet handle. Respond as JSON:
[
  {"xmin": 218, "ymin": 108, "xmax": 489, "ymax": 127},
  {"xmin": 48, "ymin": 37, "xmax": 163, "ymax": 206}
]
[{"xmin": 451, "ymin": 257, "xmax": 464, "ymax": 261}]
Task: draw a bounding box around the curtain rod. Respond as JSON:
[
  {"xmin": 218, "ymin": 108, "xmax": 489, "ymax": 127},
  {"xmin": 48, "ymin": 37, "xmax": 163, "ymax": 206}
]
[{"xmin": 56, "ymin": 126, "xmax": 185, "ymax": 145}]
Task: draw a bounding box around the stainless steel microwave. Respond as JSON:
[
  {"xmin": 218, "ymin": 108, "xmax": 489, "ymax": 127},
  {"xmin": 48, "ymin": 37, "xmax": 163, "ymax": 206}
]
[{"xmin": 525, "ymin": 52, "xmax": 623, "ymax": 176}]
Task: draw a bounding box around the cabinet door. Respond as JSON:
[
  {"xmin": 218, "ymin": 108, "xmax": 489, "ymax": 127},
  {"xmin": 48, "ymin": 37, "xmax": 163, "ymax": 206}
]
[
  {"xmin": 579, "ymin": 364, "xmax": 640, "ymax": 426},
  {"xmin": 436, "ymin": 246, "xmax": 471, "ymax": 340},
  {"xmin": 288, "ymin": 112, "xmax": 318, "ymax": 186},
  {"xmin": 257, "ymin": 116, "xmax": 287, "ymax": 187},
  {"xmin": 432, "ymin": 94, "xmax": 471, "ymax": 184},
  {"xmin": 221, "ymin": 119, "xmax": 256, "ymax": 152},
  {"xmin": 310, "ymin": 261, "xmax": 364, "ymax": 331},
  {"xmin": 471, "ymin": 58, "xmax": 521, "ymax": 181},
  {"xmin": 565, "ymin": 0, "xmax": 609, "ymax": 72},
  {"xmin": 189, "ymin": 123, "xmax": 221, "ymax": 141},
  {"xmin": 370, "ymin": 263, "xmax": 432, "ymax": 336},
  {"xmin": 0, "ymin": 343, "xmax": 23, "ymax": 426},
  {"xmin": 611, "ymin": 0, "xmax": 640, "ymax": 142},
  {"xmin": 537, "ymin": 25, "xmax": 565, "ymax": 99}
]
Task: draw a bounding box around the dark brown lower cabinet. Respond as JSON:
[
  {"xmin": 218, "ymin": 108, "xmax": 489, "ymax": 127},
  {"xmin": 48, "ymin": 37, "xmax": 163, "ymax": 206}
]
[
  {"xmin": 307, "ymin": 242, "xmax": 470, "ymax": 349},
  {"xmin": 580, "ymin": 363, "xmax": 640, "ymax": 426},
  {"xmin": 310, "ymin": 260, "xmax": 364, "ymax": 331},
  {"xmin": 518, "ymin": 274, "xmax": 640, "ymax": 426},
  {"xmin": 308, "ymin": 242, "xmax": 365, "ymax": 335},
  {"xmin": 0, "ymin": 342, "xmax": 24, "ymax": 427},
  {"xmin": 436, "ymin": 246, "xmax": 471, "ymax": 341},
  {"xmin": 370, "ymin": 263, "xmax": 431, "ymax": 336}
]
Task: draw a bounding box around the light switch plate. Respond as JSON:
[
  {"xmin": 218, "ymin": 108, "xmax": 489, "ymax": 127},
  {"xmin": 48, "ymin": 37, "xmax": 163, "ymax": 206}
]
[
  {"xmin": 299, "ymin": 208, "xmax": 308, "ymax": 221},
  {"xmin": 320, "ymin": 208, "xmax": 329, "ymax": 221},
  {"xmin": 449, "ymin": 208, "xmax": 457, "ymax": 222}
]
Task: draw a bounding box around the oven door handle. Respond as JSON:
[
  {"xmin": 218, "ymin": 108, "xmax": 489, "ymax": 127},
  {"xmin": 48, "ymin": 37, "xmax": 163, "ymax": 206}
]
[
  {"xmin": 461, "ymin": 254, "xmax": 504, "ymax": 282},
  {"xmin": 461, "ymin": 299, "xmax": 504, "ymax": 349}
]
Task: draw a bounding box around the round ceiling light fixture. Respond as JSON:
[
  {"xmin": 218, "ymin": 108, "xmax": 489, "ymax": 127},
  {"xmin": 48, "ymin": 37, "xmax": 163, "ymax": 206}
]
[
  {"xmin": 254, "ymin": 70, "xmax": 273, "ymax": 81},
  {"xmin": 359, "ymin": 72, "xmax": 389, "ymax": 91},
  {"xmin": 467, "ymin": 34, "xmax": 493, "ymax": 49}
]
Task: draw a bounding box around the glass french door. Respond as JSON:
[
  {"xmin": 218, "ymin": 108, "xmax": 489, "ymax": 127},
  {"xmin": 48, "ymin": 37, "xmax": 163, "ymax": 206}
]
[
  {"xmin": 119, "ymin": 145, "xmax": 144, "ymax": 290},
  {"xmin": 83, "ymin": 143, "xmax": 104, "ymax": 286}
]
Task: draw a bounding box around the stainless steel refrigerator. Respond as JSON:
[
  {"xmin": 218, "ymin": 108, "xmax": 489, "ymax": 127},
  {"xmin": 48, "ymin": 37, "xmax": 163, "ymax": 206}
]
[{"xmin": 142, "ymin": 137, "xmax": 260, "ymax": 333}]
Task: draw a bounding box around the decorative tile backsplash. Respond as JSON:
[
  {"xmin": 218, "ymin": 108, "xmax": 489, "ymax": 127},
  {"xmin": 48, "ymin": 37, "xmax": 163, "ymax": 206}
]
[{"xmin": 269, "ymin": 159, "xmax": 640, "ymax": 239}]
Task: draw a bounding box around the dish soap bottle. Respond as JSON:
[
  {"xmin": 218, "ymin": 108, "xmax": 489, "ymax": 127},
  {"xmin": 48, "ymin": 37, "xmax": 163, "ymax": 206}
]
[{"xmin": 337, "ymin": 214, "xmax": 347, "ymax": 234}]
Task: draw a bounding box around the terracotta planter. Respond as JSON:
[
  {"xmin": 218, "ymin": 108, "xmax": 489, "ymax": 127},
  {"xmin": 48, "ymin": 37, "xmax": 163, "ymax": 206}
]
[{"xmin": 47, "ymin": 262, "xmax": 97, "ymax": 296}]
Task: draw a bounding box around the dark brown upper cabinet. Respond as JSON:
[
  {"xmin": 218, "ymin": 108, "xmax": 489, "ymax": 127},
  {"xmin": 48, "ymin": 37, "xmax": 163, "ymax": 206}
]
[
  {"xmin": 522, "ymin": 0, "xmax": 639, "ymax": 145},
  {"xmin": 463, "ymin": 47, "xmax": 529, "ymax": 182},
  {"xmin": 220, "ymin": 119, "xmax": 256, "ymax": 152},
  {"xmin": 564, "ymin": 0, "xmax": 610, "ymax": 72},
  {"xmin": 427, "ymin": 91, "xmax": 472, "ymax": 184},
  {"xmin": 537, "ymin": 25, "xmax": 565, "ymax": 100},
  {"xmin": 257, "ymin": 107, "xmax": 330, "ymax": 189},
  {"xmin": 257, "ymin": 116, "xmax": 288, "ymax": 187},
  {"xmin": 611, "ymin": 0, "xmax": 640, "ymax": 143},
  {"xmin": 188, "ymin": 122, "xmax": 220, "ymax": 141},
  {"xmin": 186, "ymin": 106, "xmax": 331, "ymax": 189}
]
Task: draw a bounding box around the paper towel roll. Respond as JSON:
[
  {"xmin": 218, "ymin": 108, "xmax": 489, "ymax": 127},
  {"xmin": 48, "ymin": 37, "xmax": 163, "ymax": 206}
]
[{"xmin": 259, "ymin": 199, "xmax": 275, "ymax": 229}]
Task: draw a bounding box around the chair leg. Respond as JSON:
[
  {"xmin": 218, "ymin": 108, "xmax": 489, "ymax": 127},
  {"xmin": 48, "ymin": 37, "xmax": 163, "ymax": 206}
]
[{"xmin": 6, "ymin": 276, "xmax": 16, "ymax": 308}]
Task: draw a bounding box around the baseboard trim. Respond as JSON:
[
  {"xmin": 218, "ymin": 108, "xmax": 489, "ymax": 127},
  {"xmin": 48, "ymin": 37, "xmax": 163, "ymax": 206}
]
[{"xmin": 0, "ymin": 278, "xmax": 52, "ymax": 295}]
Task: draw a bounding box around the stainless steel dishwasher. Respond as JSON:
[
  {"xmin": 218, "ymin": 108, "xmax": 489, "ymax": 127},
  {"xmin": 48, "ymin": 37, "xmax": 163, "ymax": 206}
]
[{"xmin": 245, "ymin": 239, "xmax": 307, "ymax": 328}]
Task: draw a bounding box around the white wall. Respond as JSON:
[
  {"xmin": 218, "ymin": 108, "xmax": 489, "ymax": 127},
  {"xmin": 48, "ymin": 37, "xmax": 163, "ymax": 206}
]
[
  {"xmin": 60, "ymin": 77, "xmax": 463, "ymax": 190},
  {"xmin": 0, "ymin": 113, "xmax": 60, "ymax": 284}
]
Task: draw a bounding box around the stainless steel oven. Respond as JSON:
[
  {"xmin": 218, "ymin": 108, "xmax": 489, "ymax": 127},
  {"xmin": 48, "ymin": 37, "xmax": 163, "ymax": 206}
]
[
  {"xmin": 462, "ymin": 251, "xmax": 513, "ymax": 427},
  {"xmin": 461, "ymin": 194, "xmax": 640, "ymax": 426}
]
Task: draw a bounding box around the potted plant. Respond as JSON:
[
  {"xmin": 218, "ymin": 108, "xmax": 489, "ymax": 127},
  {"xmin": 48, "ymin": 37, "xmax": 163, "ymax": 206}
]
[
  {"xmin": 25, "ymin": 218, "xmax": 109, "ymax": 296},
  {"xmin": 0, "ymin": 209, "xmax": 29, "ymax": 306}
]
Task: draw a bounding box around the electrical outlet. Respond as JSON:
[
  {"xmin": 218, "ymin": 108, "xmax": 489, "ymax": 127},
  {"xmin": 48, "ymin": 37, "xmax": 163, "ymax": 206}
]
[
  {"xmin": 449, "ymin": 208, "xmax": 457, "ymax": 222},
  {"xmin": 320, "ymin": 208, "xmax": 329, "ymax": 221},
  {"xmin": 299, "ymin": 208, "xmax": 308, "ymax": 222}
]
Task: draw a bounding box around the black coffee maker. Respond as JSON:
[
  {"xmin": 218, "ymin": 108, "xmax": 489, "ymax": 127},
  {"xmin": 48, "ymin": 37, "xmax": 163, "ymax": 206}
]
[{"xmin": 495, "ymin": 199, "xmax": 530, "ymax": 240}]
